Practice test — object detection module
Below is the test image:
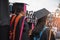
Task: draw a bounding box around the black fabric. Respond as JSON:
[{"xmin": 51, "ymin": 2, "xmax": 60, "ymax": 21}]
[
  {"xmin": 0, "ymin": 25, "xmax": 10, "ymax": 40},
  {"xmin": 28, "ymin": 22, "xmax": 32, "ymax": 29},
  {"xmin": 10, "ymin": 15, "xmax": 17, "ymax": 31},
  {"xmin": 9, "ymin": 15, "xmax": 17, "ymax": 40},
  {"xmin": 31, "ymin": 28, "xmax": 56, "ymax": 40},
  {"xmin": 22, "ymin": 19, "xmax": 29, "ymax": 40},
  {"xmin": 33, "ymin": 8, "xmax": 50, "ymax": 20},
  {"xmin": 15, "ymin": 16, "xmax": 24, "ymax": 40},
  {"xmin": 41, "ymin": 28, "xmax": 56, "ymax": 40},
  {"xmin": 14, "ymin": 16, "xmax": 29, "ymax": 40},
  {"xmin": 0, "ymin": 0, "xmax": 10, "ymax": 25}
]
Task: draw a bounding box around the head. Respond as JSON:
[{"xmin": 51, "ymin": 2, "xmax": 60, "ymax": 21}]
[
  {"xmin": 36, "ymin": 16, "xmax": 47, "ymax": 27},
  {"xmin": 33, "ymin": 16, "xmax": 47, "ymax": 34},
  {"xmin": 32, "ymin": 8, "xmax": 50, "ymax": 34},
  {"xmin": 12, "ymin": 3, "xmax": 26, "ymax": 16}
]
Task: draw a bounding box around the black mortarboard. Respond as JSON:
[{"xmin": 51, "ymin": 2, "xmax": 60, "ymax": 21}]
[
  {"xmin": 12, "ymin": 3, "xmax": 24, "ymax": 13},
  {"xmin": 13, "ymin": 3, "xmax": 24, "ymax": 8},
  {"xmin": 33, "ymin": 8, "xmax": 50, "ymax": 20},
  {"xmin": 12, "ymin": 3, "xmax": 27, "ymax": 13}
]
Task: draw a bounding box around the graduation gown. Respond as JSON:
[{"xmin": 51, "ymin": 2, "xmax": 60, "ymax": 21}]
[
  {"xmin": 9, "ymin": 15, "xmax": 16, "ymax": 40},
  {"xmin": 15, "ymin": 16, "xmax": 29, "ymax": 40},
  {"xmin": 31, "ymin": 27, "xmax": 56, "ymax": 40},
  {"xmin": 40, "ymin": 28, "xmax": 56, "ymax": 40}
]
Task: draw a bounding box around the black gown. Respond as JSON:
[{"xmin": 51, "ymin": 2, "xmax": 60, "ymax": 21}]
[
  {"xmin": 15, "ymin": 16, "xmax": 29, "ymax": 40},
  {"xmin": 31, "ymin": 27, "xmax": 56, "ymax": 40}
]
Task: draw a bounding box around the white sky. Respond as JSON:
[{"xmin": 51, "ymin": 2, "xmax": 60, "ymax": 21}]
[{"xmin": 9, "ymin": 0, "xmax": 60, "ymax": 12}]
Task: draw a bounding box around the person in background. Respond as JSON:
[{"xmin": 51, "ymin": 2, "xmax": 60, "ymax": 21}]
[{"xmin": 9, "ymin": 4, "xmax": 17, "ymax": 40}]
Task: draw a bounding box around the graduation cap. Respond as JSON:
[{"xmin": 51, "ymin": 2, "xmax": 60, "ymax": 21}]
[
  {"xmin": 12, "ymin": 3, "xmax": 27, "ymax": 13},
  {"xmin": 33, "ymin": 8, "xmax": 50, "ymax": 20}
]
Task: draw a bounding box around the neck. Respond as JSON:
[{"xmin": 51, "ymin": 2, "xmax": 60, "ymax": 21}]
[
  {"xmin": 19, "ymin": 12, "xmax": 25, "ymax": 16},
  {"xmin": 19, "ymin": 13, "xmax": 23, "ymax": 16}
]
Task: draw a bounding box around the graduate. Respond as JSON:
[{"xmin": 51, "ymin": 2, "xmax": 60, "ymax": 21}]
[
  {"xmin": 11, "ymin": 3, "xmax": 29, "ymax": 40},
  {"xmin": 31, "ymin": 8, "xmax": 56, "ymax": 40}
]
